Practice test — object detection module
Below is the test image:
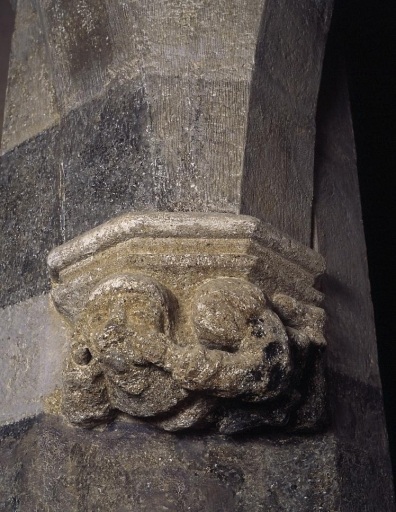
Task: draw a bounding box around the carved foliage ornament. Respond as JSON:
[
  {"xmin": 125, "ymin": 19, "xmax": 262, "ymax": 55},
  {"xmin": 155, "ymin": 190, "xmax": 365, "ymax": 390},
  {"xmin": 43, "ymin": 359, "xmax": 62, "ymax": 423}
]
[{"xmin": 48, "ymin": 213, "xmax": 326, "ymax": 434}]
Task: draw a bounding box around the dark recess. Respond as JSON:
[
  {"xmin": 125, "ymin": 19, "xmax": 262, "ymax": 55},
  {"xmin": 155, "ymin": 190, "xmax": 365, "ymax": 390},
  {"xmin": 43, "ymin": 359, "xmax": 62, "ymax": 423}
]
[{"xmin": 332, "ymin": 0, "xmax": 396, "ymax": 486}]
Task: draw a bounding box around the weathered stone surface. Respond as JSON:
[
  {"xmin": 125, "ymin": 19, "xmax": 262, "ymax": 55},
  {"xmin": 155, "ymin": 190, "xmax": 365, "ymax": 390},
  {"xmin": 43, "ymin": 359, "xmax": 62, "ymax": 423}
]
[
  {"xmin": 0, "ymin": 0, "xmax": 334, "ymax": 308},
  {"xmin": 0, "ymin": 0, "xmax": 15, "ymax": 148},
  {"xmin": 38, "ymin": 0, "xmax": 265, "ymax": 113},
  {"xmin": 0, "ymin": 127, "xmax": 61, "ymax": 308},
  {"xmin": 47, "ymin": 212, "xmax": 324, "ymax": 281},
  {"xmin": 240, "ymin": 0, "xmax": 333, "ymax": 244},
  {"xmin": 0, "ymin": 295, "xmax": 70, "ymax": 425},
  {"xmin": 48, "ymin": 212, "xmax": 326, "ymax": 433},
  {"xmin": 330, "ymin": 371, "xmax": 395, "ymax": 512},
  {"xmin": 0, "ymin": 0, "xmax": 394, "ymax": 509},
  {"xmin": 0, "ymin": 414, "xmax": 341, "ymax": 512},
  {"xmin": 1, "ymin": 0, "xmax": 333, "ymax": 246},
  {"xmin": 58, "ymin": 83, "xmax": 156, "ymax": 240},
  {"xmin": 1, "ymin": 386, "xmax": 393, "ymax": 511},
  {"xmin": 0, "ymin": 0, "xmax": 59, "ymax": 154}
]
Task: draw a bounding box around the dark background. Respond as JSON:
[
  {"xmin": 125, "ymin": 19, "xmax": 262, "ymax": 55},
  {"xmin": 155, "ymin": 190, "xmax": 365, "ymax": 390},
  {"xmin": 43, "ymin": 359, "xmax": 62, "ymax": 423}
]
[
  {"xmin": 332, "ymin": 0, "xmax": 396, "ymax": 487},
  {"xmin": 0, "ymin": 0, "xmax": 395, "ymax": 488}
]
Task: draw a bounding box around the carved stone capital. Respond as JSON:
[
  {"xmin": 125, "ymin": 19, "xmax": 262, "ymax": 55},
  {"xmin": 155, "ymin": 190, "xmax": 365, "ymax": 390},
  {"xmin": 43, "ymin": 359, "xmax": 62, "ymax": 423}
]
[{"xmin": 48, "ymin": 212, "xmax": 326, "ymax": 434}]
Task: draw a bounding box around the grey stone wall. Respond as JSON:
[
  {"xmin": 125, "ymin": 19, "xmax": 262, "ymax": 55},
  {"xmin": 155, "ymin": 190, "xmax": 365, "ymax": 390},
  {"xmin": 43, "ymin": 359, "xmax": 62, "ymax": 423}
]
[{"xmin": 0, "ymin": 0, "xmax": 394, "ymax": 510}]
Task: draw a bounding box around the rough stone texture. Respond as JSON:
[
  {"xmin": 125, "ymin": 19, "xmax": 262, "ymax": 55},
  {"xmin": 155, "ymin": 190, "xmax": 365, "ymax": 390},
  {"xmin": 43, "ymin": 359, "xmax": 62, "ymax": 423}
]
[
  {"xmin": 0, "ymin": 0, "xmax": 15, "ymax": 148},
  {"xmin": 0, "ymin": 0, "xmax": 335, "ymax": 310},
  {"xmin": 59, "ymin": 83, "xmax": 156, "ymax": 240},
  {"xmin": 0, "ymin": 126, "xmax": 61, "ymax": 308},
  {"xmin": 37, "ymin": 0, "xmax": 265, "ymax": 113},
  {"xmin": 48, "ymin": 212, "xmax": 326, "ymax": 433},
  {"xmin": 0, "ymin": 0, "xmax": 59, "ymax": 153},
  {"xmin": 0, "ymin": 295, "xmax": 70, "ymax": 425},
  {"xmin": 48, "ymin": 212, "xmax": 324, "ymax": 278},
  {"xmin": 240, "ymin": 0, "xmax": 333, "ymax": 244},
  {"xmin": 1, "ymin": 0, "xmax": 333, "ymax": 244},
  {"xmin": 1, "ymin": 393, "xmax": 393, "ymax": 511},
  {"xmin": 0, "ymin": 0, "xmax": 394, "ymax": 509},
  {"xmin": 330, "ymin": 371, "xmax": 395, "ymax": 512},
  {"xmin": 0, "ymin": 414, "xmax": 340, "ymax": 512}
]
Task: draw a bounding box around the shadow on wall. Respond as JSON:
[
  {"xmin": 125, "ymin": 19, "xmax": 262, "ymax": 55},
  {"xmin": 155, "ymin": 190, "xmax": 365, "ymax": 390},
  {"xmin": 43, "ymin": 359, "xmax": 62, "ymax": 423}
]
[
  {"xmin": 0, "ymin": 0, "xmax": 15, "ymax": 147},
  {"xmin": 334, "ymin": 0, "xmax": 396, "ymax": 487},
  {"xmin": 240, "ymin": 0, "xmax": 331, "ymax": 246}
]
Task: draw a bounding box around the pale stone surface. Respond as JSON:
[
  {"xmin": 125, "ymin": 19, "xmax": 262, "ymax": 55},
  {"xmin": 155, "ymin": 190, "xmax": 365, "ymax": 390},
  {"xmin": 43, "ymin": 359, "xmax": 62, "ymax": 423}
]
[
  {"xmin": 48, "ymin": 212, "xmax": 327, "ymax": 432},
  {"xmin": 0, "ymin": 0, "xmax": 59, "ymax": 154},
  {"xmin": 0, "ymin": 294, "xmax": 70, "ymax": 425},
  {"xmin": 47, "ymin": 211, "xmax": 324, "ymax": 278}
]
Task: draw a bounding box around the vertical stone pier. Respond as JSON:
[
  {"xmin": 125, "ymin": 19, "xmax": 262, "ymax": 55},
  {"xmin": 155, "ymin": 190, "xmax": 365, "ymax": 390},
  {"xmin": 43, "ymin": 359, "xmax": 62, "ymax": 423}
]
[{"xmin": 0, "ymin": 0, "xmax": 394, "ymax": 510}]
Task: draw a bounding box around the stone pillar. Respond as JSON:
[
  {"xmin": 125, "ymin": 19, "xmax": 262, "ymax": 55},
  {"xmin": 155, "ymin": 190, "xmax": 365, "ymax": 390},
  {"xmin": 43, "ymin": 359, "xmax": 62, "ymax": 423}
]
[{"xmin": 0, "ymin": 1, "xmax": 394, "ymax": 510}]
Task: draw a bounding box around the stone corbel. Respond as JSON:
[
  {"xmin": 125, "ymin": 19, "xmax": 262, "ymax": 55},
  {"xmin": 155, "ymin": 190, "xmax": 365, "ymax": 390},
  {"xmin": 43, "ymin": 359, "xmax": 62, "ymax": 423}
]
[{"xmin": 48, "ymin": 212, "xmax": 326, "ymax": 434}]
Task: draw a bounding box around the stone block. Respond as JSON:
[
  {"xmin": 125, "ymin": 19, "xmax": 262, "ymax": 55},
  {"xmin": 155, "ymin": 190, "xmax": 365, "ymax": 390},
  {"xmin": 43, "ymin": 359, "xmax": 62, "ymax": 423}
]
[
  {"xmin": 0, "ymin": 414, "xmax": 340, "ymax": 512},
  {"xmin": 59, "ymin": 83, "xmax": 155, "ymax": 240},
  {"xmin": 0, "ymin": 295, "xmax": 70, "ymax": 425},
  {"xmin": 0, "ymin": 128, "xmax": 61, "ymax": 308},
  {"xmin": 0, "ymin": 0, "xmax": 59, "ymax": 154}
]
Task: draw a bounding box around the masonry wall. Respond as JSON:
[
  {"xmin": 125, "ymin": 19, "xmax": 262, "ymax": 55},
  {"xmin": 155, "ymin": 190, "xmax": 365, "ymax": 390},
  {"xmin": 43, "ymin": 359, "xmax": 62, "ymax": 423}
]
[{"xmin": 0, "ymin": 1, "xmax": 394, "ymax": 510}]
